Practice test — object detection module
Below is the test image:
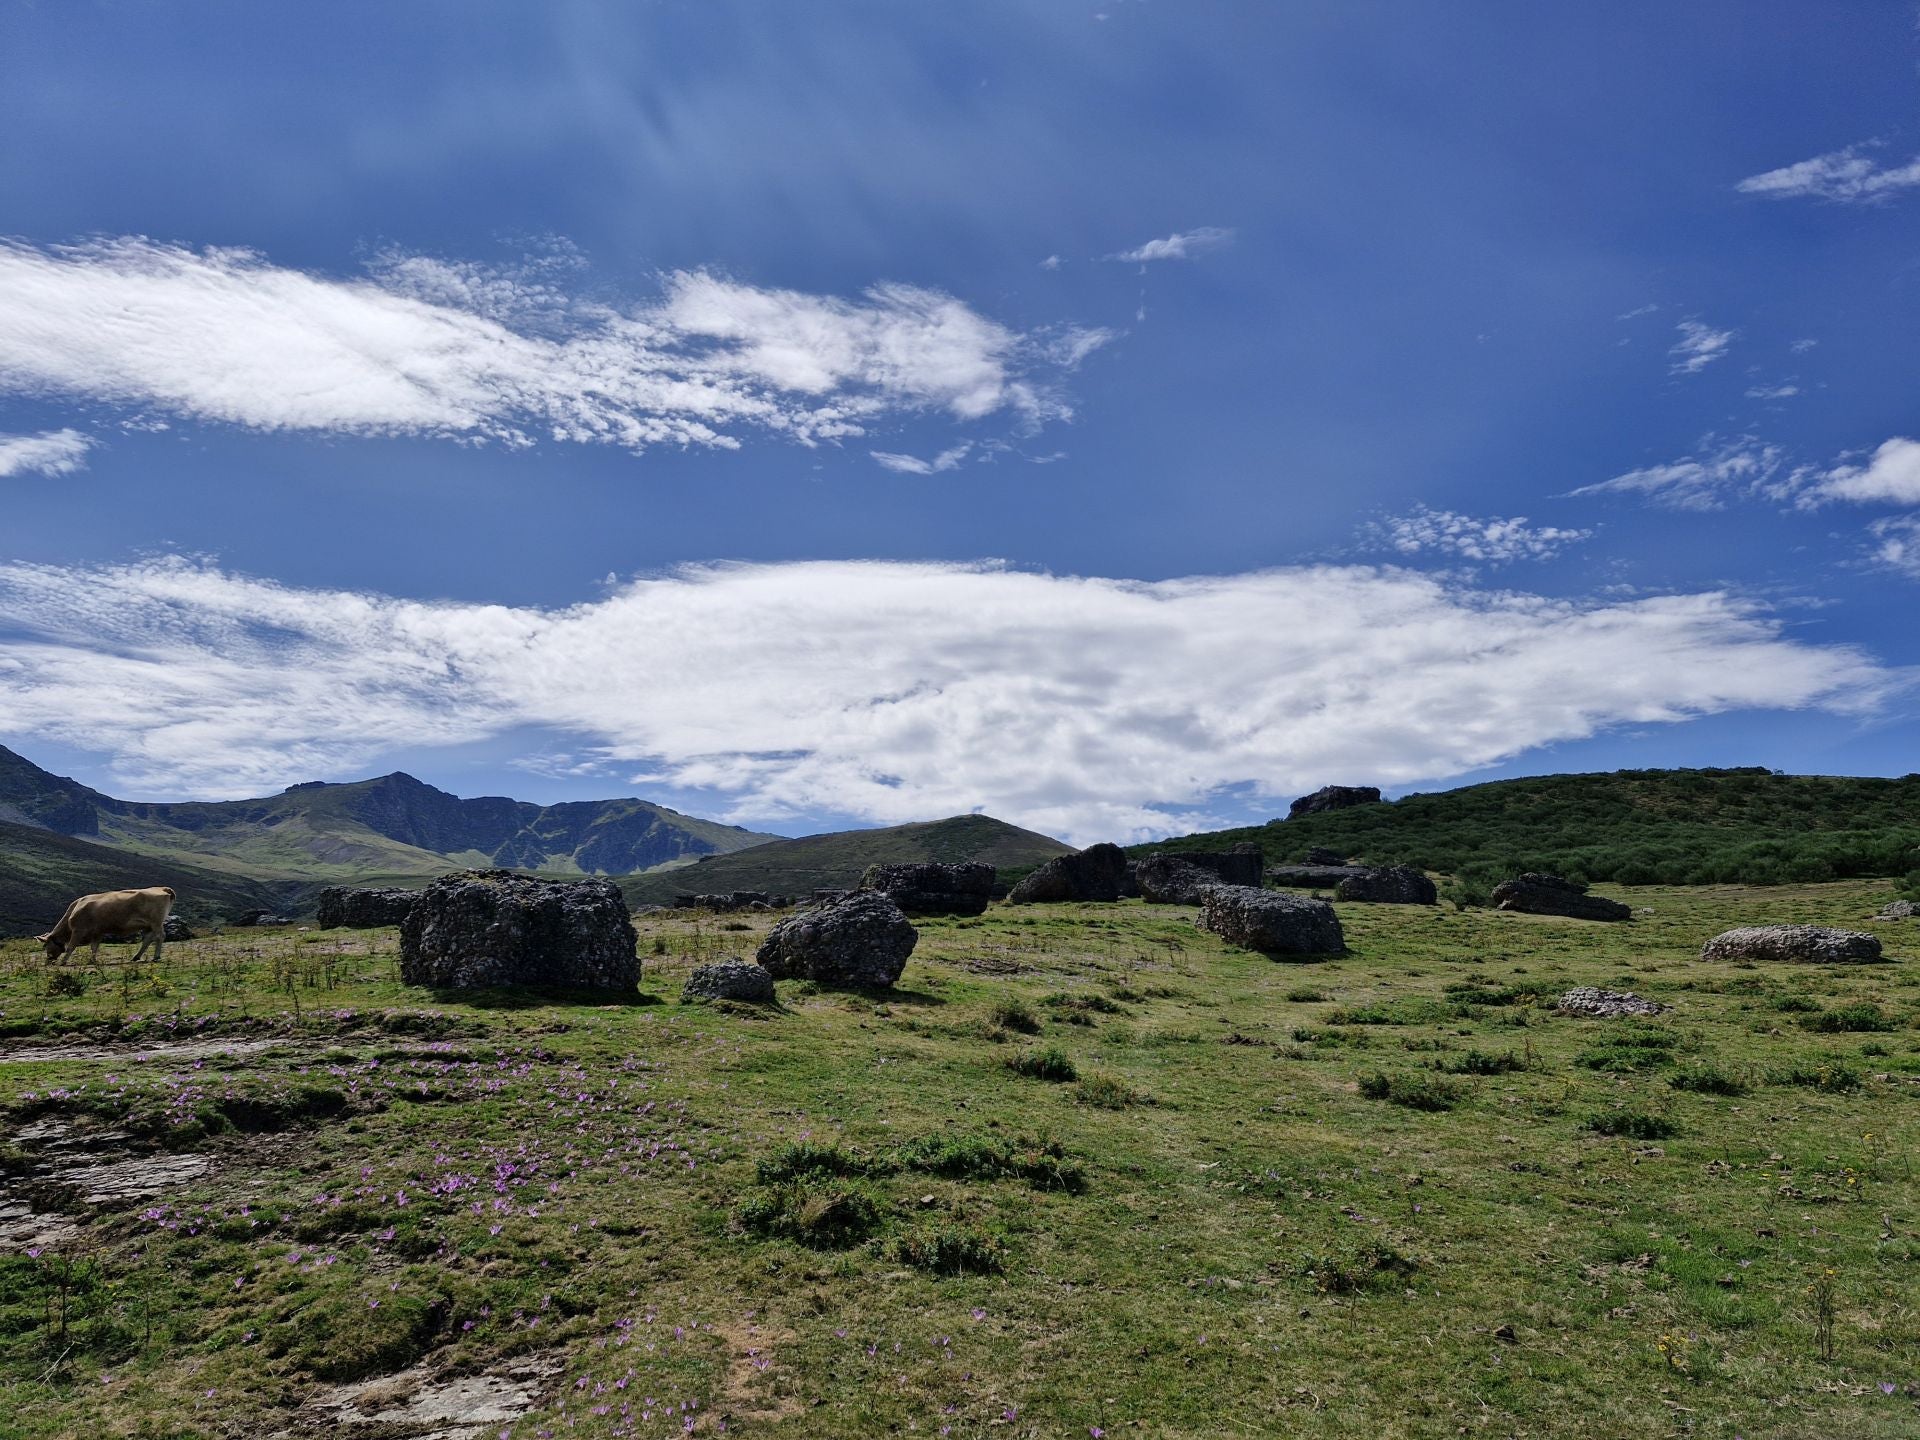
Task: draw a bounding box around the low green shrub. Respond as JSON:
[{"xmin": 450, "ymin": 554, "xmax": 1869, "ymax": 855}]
[
  {"xmin": 1584, "ymin": 1110, "xmax": 1677, "ymax": 1140},
  {"xmin": 739, "ymin": 1178, "xmax": 888, "ymax": 1249},
  {"xmin": 1433, "ymin": 1049, "xmax": 1525, "ymax": 1076},
  {"xmin": 1769, "ymin": 1058, "xmax": 1863, "ymax": 1092},
  {"xmin": 1075, "ymin": 1071, "xmax": 1150, "ymax": 1109},
  {"xmin": 896, "ymin": 1222, "xmax": 1005, "ymax": 1275},
  {"xmin": 1800, "ymin": 1003, "xmax": 1894, "ymax": 1034},
  {"xmin": 1006, "ymin": 1045, "xmax": 1078, "ymax": 1082},
  {"xmin": 988, "ymin": 999, "xmax": 1041, "ymax": 1035},
  {"xmin": 1297, "ymin": 1240, "xmax": 1418, "ymax": 1294},
  {"xmin": 1668, "ymin": 1064, "xmax": 1749, "ymax": 1096},
  {"xmin": 1358, "ymin": 1071, "xmax": 1467, "ymax": 1111}
]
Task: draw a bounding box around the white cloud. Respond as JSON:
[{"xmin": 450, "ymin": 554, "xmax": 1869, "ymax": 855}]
[
  {"xmin": 0, "ymin": 427, "xmax": 92, "ymax": 479},
  {"xmin": 1039, "ymin": 254, "xmax": 1063, "ymax": 271},
  {"xmin": 1737, "ymin": 144, "xmax": 1920, "ymax": 203},
  {"xmin": 1805, "ymin": 436, "xmax": 1920, "ymax": 506},
  {"xmin": 1790, "ymin": 338, "xmax": 1818, "ymax": 354},
  {"xmin": 870, "ymin": 443, "xmax": 972, "ymax": 475},
  {"xmin": 1571, "ymin": 438, "xmax": 1785, "ymax": 511},
  {"xmin": 1107, "ymin": 227, "xmax": 1235, "ymax": 263},
  {"xmin": 0, "ymin": 557, "xmax": 1891, "ymax": 845},
  {"xmin": 1616, "ymin": 304, "xmax": 1659, "ymax": 321},
  {"xmin": 1744, "ymin": 383, "xmax": 1799, "ymax": 400},
  {"xmin": 1359, "ymin": 506, "xmax": 1591, "ymax": 564},
  {"xmin": 0, "ymin": 238, "xmax": 1089, "ymax": 454},
  {"xmin": 1869, "ymin": 515, "xmax": 1920, "ymax": 578},
  {"xmin": 1669, "ymin": 319, "xmax": 1734, "ymax": 375}
]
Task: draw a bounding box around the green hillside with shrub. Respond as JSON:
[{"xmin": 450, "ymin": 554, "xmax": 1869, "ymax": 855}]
[{"xmin": 1141, "ymin": 767, "xmax": 1920, "ymax": 889}]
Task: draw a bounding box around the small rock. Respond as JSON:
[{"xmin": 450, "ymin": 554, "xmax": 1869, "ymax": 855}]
[
  {"xmin": 1700, "ymin": 925, "xmax": 1886, "ymax": 964},
  {"xmin": 681, "ymin": 959, "xmax": 776, "ymax": 1004},
  {"xmin": 1558, "ymin": 987, "xmax": 1667, "ymax": 1018}
]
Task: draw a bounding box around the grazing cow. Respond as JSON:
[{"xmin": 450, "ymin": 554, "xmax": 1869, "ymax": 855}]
[{"xmin": 38, "ymin": 886, "xmax": 176, "ymax": 966}]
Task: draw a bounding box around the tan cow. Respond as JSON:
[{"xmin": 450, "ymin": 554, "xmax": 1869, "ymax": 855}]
[{"xmin": 38, "ymin": 886, "xmax": 176, "ymax": 966}]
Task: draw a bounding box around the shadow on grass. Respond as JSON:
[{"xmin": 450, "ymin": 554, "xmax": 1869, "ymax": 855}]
[{"xmin": 424, "ymin": 985, "xmax": 666, "ymax": 1010}]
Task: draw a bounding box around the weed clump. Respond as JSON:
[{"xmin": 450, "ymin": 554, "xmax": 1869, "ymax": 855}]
[
  {"xmin": 755, "ymin": 1141, "xmax": 878, "ymax": 1184},
  {"xmin": 1433, "ymin": 1049, "xmax": 1526, "ymax": 1076},
  {"xmin": 1770, "ymin": 1058, "xmax": 1863, "ymax": 1092},
  {"xmin": 1284, "ymin": 986, "xmax": 1327, "ymax": 1003},
  {"xmin": 1583, "ymin": 1110, "xmax": 1678, "ymax": 1140},
  {"xmin": 1006, "ymin": 1045, "xmax": 1077, "ymax": 1082},
  {"xmin": 1799, "ymin": 1003, "xmax": 1894, "ymax": 1034},
  {"xmin": 1669, "ymin": 1063, "xmax": 1749, "ymax": 1096},
  {"xmin": 988, "ymin": 999, "xmax": 1041, "ymax": 1035},
  {"xmin": 892, "ymin": 1133, "xmax": 1085, "ymax": 1192},
  {"xmin": 896, "ymin": 1222, "xmax": 1005, "ymax": 1275},
  {"xmin": 1075, "ymin": 1071, "xmax": 1151, "ymax": 1110},
  {"xmin": 739, "ymin": 1178, "xmax": 888, "ymax": 1249},
  {"xmin": 1357, "ymin": 1071, "xmax": 1467, "ymax": 1111},
  {"xmin": 1297, "ymin": 1240, "xmax": 1418, "ymax": 1294}
]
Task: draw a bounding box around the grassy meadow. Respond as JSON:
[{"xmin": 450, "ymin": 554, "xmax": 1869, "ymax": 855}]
[{"xmin": 0, "ymin": 883, "xmax": 1916, "ymax": 1438}]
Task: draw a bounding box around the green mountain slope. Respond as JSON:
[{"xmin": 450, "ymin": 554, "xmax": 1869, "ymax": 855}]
[
  {"xmin": 621, "ymin": 814, "xmax": 1075, "ymax": 905},
  {"xmin": 0, "ymin": 746, "xmax": 779, "ymax": 882},
  {"xmin": 1139, "ymin": 767, "xmax": 1920, "ymax": 887},
  {"xmin": 0, "ymin": 821, "xmax": 291, "ymax": 937}
]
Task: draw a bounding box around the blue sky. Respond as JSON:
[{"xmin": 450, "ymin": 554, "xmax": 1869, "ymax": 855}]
[{"xmin": 1, "ymin": 2, "xmax": 1917, "ymax": 845}]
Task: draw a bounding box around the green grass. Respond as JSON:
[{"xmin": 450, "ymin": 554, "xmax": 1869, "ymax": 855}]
[{"xmin": 0, "ymin": 879, "xmax": 1915, "ymax": 1438}]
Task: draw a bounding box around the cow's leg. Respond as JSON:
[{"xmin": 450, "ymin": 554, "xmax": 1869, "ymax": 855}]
[
  {"xmin": 131, "ymin": 928, "xmax": 155, "ymax": 965},
  {"xmin": 90, "ymin": 937, "xmax": 102, "ymax": 967}
]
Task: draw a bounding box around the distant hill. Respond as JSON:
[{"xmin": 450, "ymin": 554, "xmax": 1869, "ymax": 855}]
[
  {"xmin": 0, "ymin": 821, "xmax": 291, "ymax": 937},
  {"xmin": 1138, "ymin": 767, "xmax": 1920, "ymax": 887},
  {"xmin": 0, "ymin": 745, "xmax": 779, "ymax": 883},
  {"xmin": 620, "ymin": 814, "xmax": 1075, "ymax": 905}
]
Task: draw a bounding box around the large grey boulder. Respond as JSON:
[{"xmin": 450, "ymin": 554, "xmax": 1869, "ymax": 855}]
[
  {"xmin": 860, "ymin": 862, "xmax": 994, "ymax": 917},
  {"xmin": 756, "ymin": 890, "xmax": 918, "ymax": 988},
  {"xmin": 1007, "ymin": 843, "xmax": 1130, "ymax": 904},
  {"xmin": 399, "ymin": 869, "xmax": 639, "ymax": 992},
  {"xmin": 1287, "ymin": 785, "xmax": 1382, "ymax": 819},
  {"xmin": 316, "ymin": 885, "xmax": 419, "ymax": 929},
  {"xmin": 1268, "ymin": 864, "xmax": 1371, "ymax": 889},
  {"xmin": 1201, "ymin": 885, "xmax": 1345, "ymax": 957},
  {"xmin": 1135, "ymin": 854, "xmax": 1226, "ymax": 905},
  {"xmin": 1701, "ymin": 925, "xmax": 1886, "ymax": 964},
  {"xmin": 682, "ymin": 959, "xmax": 777, "ymax": 1004},
  {"xmin": 1873, "ymin": 900, "xmax": 1917, "ymax": 920},
  {"xmin": 1490, "ymin": 873, "xmax": 1631, "ymax": 922},
  {"xmin": 1335, "ymin": 866, "xmax": 1438, "ymax": 906}
]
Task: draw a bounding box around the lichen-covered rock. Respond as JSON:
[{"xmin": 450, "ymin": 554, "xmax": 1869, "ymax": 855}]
[
  {"xmin": 860, "ymin": 862, "xmax": 994, "ymax": 917},
  {"xmin": 682, "ymin": 959, "xmax": 777, "ymax": 1004},
  {"xmin": 1558, "ymin": 987, "xmax": 1667, "ymax": 1018},
  {"xmin": 1490, "ymin": 873, "xmax": 1631, "ymax": 922},
  {"xmin": 1267, "ymin": 864, "xmax": 1370, "ymax": 889},
  {"xmin": 1873, "ymin": 899, "xmax": 1917, "ymax": 920},
  {"xmin": 399, "ymin": 870, "xmax": 639, "ymax": 992},
  {"xmin": 756, "ymin": 890, "xmax": 918, "ymax": 988},
  {"xmin": 1135, "ymin": 854, "xmax": 1226, "ymax": 905},
  {"xmin": 1200, "ymin": 885, "xmax": 1345, "ymax": 957},
  {"xmin": 1287, "ymin": 785, "xmax": 1382, "ymax": 819},
  {"xmin": 1007, "ymin": 843, "xmax": 1129, "ymax": 904},
  {"xmin": 1700, "ymin": 925, "xmax": 1885, "ymax": 964},
  {"xmin": 1335, "ymin": 866, "xmax": 1438, "ymax": 905},
  {"xmin": 316, "ymin": 886, "xmax": 419, "ymax": 929}
]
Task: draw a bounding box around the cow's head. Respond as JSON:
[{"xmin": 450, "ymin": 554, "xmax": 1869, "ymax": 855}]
[{"xmin": 35, "ymin": 932, "xmax": 60, "ymax": 960}]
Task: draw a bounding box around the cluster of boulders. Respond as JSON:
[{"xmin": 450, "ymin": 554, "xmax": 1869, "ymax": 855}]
[
  {"xmin": 1558, "ymin": 987, "xmax": 1667, "ymax": 1018},
  {"xmin": 1491, "ymin": 873, "xmax": 1632, "ymax": 922},
  {"xmin": 316, "ymin": 885, "xmax": 418, "ymax": 929},
  {"xmin": 1200, "ymin": 885, "xmax": 1345, "ymax": 957},
  {"xmin": 1700, "ymin": 925, "xmax": 1884, "ymax": 964},
  {"xmin": 671, "ymin": 891, "xmax": 790, "ymax": 912},
  {"xmin": 757, "ymin": 889, "xmax": 918, "ymax": 988},
  {"xmin": 1287, "ymin": 785, "xmax": 1382, "ymax": 819},
  {"xmin": 860, "ymin": 862, "xmax": 994, "ymax": 916},
  {"xmin": 1135, "ymin": 854, "xmax": 1231, "ymax": 906},
  {"xmin": 398, "ymin": 870, "xmax": 639, "ymax": 992},
  {"xmin": 1007, "ymin": 843, "xmax": 1129, "ymax": 904}
]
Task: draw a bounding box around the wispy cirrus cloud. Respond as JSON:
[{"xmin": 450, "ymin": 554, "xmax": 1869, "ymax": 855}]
[
  {"xmin": 1358, "ymin": 506, "xmax": 1591, "ymax": 565},
  {"xmin": 870, "ymin": 442, "xmax": 972, "ymax": 475},
  {"xmin": 1737, "ymin": 143, "xmax": 1920, "ymax": 203},
  {"xmin": 0, "ymin": 557, "xmax": 1891, "ymax": 844},
  {"xmin": 1669, "ymin": 319, "xmax": 1734, "ymax": 375},
  {"xmin": 1570, "ymin": 437, "xmax": 1786, "ymax": 512},
  {"xmin": 0, "ymin": 238, "xmax": 1106, "ymax": 456},
  {"xmin": 1106, "ymin": 227, "xmax": 1235, "ymax": 263},
  {"xmin": 0, "ymin": 427, "xmax": 93, "ymax": 479}
]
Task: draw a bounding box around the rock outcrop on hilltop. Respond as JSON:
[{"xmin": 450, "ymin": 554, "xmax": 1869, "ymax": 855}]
[
  {"xmin": 399, "ymin": 870, "xmax": 639, "ymax": 992},
  {"xmin": 1700, "ymin": 925, "xmax": 1885, "ymax": 964},
  {"xmin": 1007, "ymin": 843, "xmax": 1131, "ymax": 904},
  {"xmin": 1200, "ymin": 885, "xmax": 1345, "ymax": 957},
  {"xmin": 756, "ymin": 890, "xmax": 918, "ymax": 988},
  {"xmin": 1287, "ymin": 785, "xmax": 1382, "ymax": 819},
  {"xmin": 1490, "ymin": 873, "xmax": 1631, "ymax": 922},
  {"xmin": 316, "ymin": 885, "xmax": 418, "ymax": 929},
  {"xmin": 1335, "ymin": 866, "xmax": 1438, "ymax": 905},
  {"xmin": 860, "ymin": 862, "xmax": 995, "ymax": 917}
]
